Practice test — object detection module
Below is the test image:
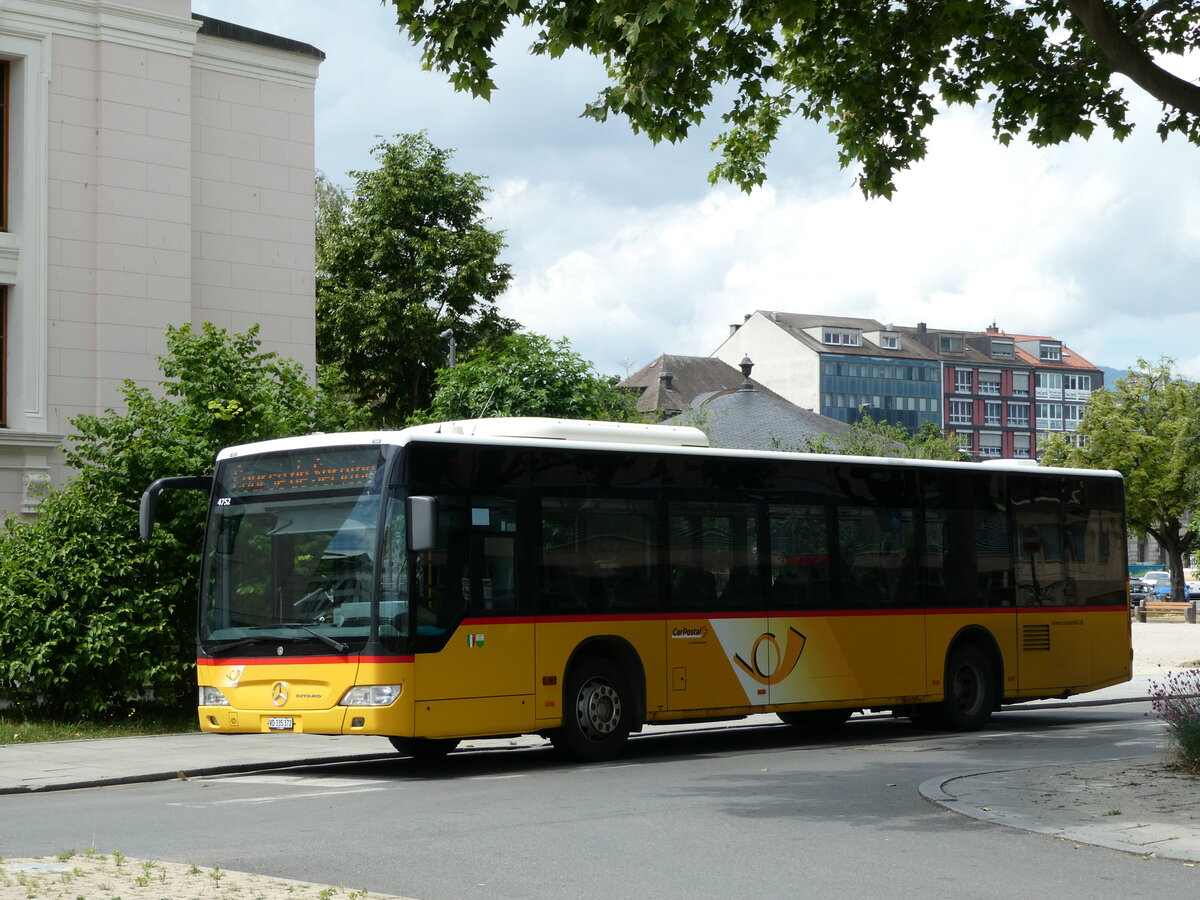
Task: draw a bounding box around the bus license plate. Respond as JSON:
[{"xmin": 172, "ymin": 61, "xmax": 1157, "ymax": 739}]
[{"xmin": 267, "ymin": 717, "xmax": 294, "ymax": 731}]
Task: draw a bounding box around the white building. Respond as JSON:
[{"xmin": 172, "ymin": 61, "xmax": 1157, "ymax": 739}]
[{"xmin": 0, "ymin": 0, "xmax": 322, "ymax": 513}]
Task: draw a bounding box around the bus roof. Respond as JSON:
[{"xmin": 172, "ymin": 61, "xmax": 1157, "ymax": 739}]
[{"xmin": 213, "ymin": 417, "xmax": 1122, "ymax": 481}]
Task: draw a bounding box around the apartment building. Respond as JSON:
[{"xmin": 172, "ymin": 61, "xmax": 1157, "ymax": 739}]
[
  {"xmin": 0, "ymin": 1, "xmax": 322, "ymax": 513},
  {"xmin": 711, "ymin": 312, "xmax": 943, "ymax": 432},
  {"xmin": 712, "ymin": 312, "xmax": 1102, "ymax": 459}
]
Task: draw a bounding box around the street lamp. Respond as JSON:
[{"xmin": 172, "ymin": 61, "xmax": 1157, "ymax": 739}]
[{"xmin": 439, "ymin": 329, "xmax": 456, "ymax": 368}]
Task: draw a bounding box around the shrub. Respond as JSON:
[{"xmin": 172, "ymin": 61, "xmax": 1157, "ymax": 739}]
[
  {"xmin": 0, "ymin": 323, "xmax": 368, "ymax": 717},
  {"xmin": 1148, "ymin": 668, "xmax": 1200, "ymax": 768}
]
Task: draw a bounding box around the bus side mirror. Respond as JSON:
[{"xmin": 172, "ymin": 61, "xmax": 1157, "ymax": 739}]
[
  {"xmin": 408, "ymin": 496, "xmax": 437, "ymax": 552},
  {"xmin": 139, "ymin": 475, "xmax": 213, "ymax": 540}
]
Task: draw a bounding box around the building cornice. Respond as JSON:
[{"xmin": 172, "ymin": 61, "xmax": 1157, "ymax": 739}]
[{"xmin": 0, "ymin": 0, "xmax": 199, "ymax": 57}]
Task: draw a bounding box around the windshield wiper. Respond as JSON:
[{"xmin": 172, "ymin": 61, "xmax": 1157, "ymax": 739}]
[
  {"xmin": 206, "ymin": 626, "xmax": 349, "ymax": 657},
  {"xmin": 275, "ymin": 623, "xmax": 350, "ymax": 653}
]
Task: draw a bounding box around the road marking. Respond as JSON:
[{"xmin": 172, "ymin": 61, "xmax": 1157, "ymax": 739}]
[
  {"xmin": 206, "ymin": 774, "xmax": 384, "ymax": 787},
  {"xmin": 167, "ymin": 786, "xmax": 386, "ymax": 808}
]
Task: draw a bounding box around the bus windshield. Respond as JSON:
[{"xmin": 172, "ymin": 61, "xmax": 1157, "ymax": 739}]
[{"xmin": 199, "ymin": 445, "xmax": 394, "ymax": 655}]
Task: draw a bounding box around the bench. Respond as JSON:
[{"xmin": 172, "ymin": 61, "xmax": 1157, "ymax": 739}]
[{"xmin": 1137, "ymin": 601, "xmax": 1197, "ymax": 623}]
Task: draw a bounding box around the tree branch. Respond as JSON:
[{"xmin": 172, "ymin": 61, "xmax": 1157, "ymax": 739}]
[{"xmin": 1065, "ymin": 0, "xmax": 1200, "ymax": 116}]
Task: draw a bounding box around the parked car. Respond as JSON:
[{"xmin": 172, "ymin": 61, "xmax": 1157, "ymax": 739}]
[
  {"xmin": 1129, "ymin": 580, "xmax": 1153, "ymax": 610},
  {"xmin": 1142, "ymin": 570, "xmax": 1191, "ymax": 601}
]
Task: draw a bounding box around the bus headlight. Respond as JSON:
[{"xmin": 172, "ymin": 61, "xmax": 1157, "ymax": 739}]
[
  {"xmin": 339, "ymin": 685, "xmax": 402, "ymax": 707},
  {"xmin": 200, "ymin": 686, "xmax": 230, "ymax": 707}
]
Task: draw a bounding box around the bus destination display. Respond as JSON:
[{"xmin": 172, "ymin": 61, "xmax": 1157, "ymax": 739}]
[{"xmin": 222, "ymin": 447, "xmax": 384, "ymax": 497}]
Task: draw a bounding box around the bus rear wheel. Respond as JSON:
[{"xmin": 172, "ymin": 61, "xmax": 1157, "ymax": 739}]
[
  {"xmin": 389, "ymin": 736, "xmax": 460, "ymax": 760},
  {"xmin": 912, "ymin": 643, "xmax": 995, "ymax": 731},
  {"xmin": 552, "ymin": 658, "xmax": 633, "ymax": 762},
  {"xmin": 942, "ymin": 644, "xmax": 995, "ymax": 730}
]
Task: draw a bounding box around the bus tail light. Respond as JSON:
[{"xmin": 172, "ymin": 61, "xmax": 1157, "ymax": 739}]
[
  {"xmin": 340, "ymin": 685, "xmax": 403, "ymax": 707},
  {"xmin": 200, "ymin": 686, "xmax": 230, "ymax": 707}
]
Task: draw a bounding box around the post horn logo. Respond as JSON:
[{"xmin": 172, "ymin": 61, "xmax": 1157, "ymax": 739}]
[
  {"xmin": 272, "ymin": 681, "xmax": 289, "ymax": 707},
  {"xmin": 733, "ymin": 627, "xmax": 807, "ymax": 685}
]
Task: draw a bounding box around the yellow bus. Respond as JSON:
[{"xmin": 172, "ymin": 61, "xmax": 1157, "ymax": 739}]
[{"xmin": 140, "ymin": 417, "xmax": 1131, "ymax": 762}]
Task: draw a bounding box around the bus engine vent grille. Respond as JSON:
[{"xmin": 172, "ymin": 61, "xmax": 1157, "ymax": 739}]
[{"xmin": 1022, "ymin": 624, "xmax": 1051, "ymax": 652}]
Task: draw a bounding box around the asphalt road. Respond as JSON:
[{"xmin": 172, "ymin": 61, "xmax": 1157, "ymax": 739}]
[{"xmin": 2, "ymin": 701, "xmax": 1196, "ymax": 899}]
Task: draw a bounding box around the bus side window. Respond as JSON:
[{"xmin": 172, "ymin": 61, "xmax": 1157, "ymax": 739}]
[
  {"xmin": 540, "ymin": 496, "xmax": 659, "ymax": 613},
  {"xmin": 668, "ymin": 500, "xmax": 759, "ymax": 612},
  {"xmin": 769, "ymin": 504, "xmax": 830, "ymax": 610}
]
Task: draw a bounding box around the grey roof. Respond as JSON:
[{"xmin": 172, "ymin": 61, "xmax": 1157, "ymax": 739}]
[
  {"xmin": 620, "ymin": 354, "xmax": 786, "ymax": 415},
  {"xmin": 665, "ymin": 384, "xmax": 851, "ymax": 451},
  {"xmin": 747, "ymin": 311, "xmax": 939, "ymax": 362}
]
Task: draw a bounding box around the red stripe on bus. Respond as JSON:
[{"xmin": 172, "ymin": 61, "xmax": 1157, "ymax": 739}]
[{"xmin": 197, "ymin": 655, "xmax": 414, "ymax": 665}]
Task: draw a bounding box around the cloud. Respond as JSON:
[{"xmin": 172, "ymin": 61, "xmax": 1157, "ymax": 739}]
[{"xmin": 196, "ymin": 0, "xmax": 1200, "ymax": 382}]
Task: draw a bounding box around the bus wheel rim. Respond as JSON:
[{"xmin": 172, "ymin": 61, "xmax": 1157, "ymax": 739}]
[
  {"xmin": 577, "ymin": 679, "xmax": 621, "ymax": 741},
  {"xmin": 952, "ymin": 666, "xmax": 981, "ymax": 713}
]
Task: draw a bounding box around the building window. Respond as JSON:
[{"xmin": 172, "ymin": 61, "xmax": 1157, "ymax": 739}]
[
  {"xmin": 978, "ymin": 371, "xmax": 1001, "ymax": 395},
  {"xmin": 940, "ymin": 335, "xmax": 964, "ymax": 353},
  {"xmin": 1039, "ymin": 343, "xmax": 1062, "ymax": 361},
  {"xmin": 879, "ymin": 333, "xmax": 899, "ymax": 350},
  {"xmin": 990, "ymin": 340, "xmax": 1014, "ymax": 359},
  {"xmin": 1008, "ymin": 402, "xmax": 1030, "ymax": 428},
  {"xmin": 0, "ymin": 60, "xmax": 7, "ymax": 230},
  {"xmin": 949, "ymin": 399, "xmax": 973, "ymax": 425},
  {"xmin": 1063, "ymin": 373, "xmax": 1092, "ymax": 401},
  {"xmin": 1064, "ymin": 404, "xmax": 1086, "ymax": 430},
  {"xmin": 983, "ymin": 401, "xmax": 1002, "ymax": 426},
  {"xmin": 954, "ymin": 369, "xmax": 973, "ymax": 393},
  {"xmin": 1036, "ymin": 402, "xmax": 1063, "ymax": 430},
  {"xmin": 979, "ymin": 432, "xmax": 1001, "ymax": 457},
  {"xmin": 954, "ymin": 431, "xmax": 974, "ymax": 452},
  {"xmin": 1035, "ymin": 372, "xmax": 1062, "ymax": 399},
  {"xmin": 824, "ymin": 329, "xmax": 861, "ymax": 346},
  {"xmin": 0, "ymin": 288, "xmax": 5, "ymax": 425},
  {"xmin": 1012, "ymin": 371, "xmax": 1030, "ymax": 397},
  {"xmin": 1013, "ymin": 433, "xmax": 1031, "ymax": 458},
  {"xmin": 1036, "ymin": 372, "xmax": 1062, "ymax": 391}
]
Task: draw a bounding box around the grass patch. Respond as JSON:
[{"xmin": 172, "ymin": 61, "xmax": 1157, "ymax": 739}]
[{"xmin": 0, "ymin": 704, "xmax": 198, "ymax": 745}]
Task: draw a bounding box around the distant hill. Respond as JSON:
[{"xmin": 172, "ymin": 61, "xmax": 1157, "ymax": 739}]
[{"xmin": 1099, "ymin": 366, "xmax": 1129, "ymax": 390}]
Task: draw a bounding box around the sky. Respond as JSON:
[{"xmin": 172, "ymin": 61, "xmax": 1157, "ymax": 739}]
[{"xmin": 193, "ymin": 1, "xmax": 1200, "ymax": 382}]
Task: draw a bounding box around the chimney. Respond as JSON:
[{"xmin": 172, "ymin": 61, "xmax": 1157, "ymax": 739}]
[
  {"xmin": 917, "ymin": 322, "xmax": 927, "ymax": 334},
  {"xmin": 986, "ymin": 321, "xmax": 1000, "ymax": 333}
]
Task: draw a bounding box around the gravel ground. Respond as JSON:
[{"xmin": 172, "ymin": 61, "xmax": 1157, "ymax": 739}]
[
  {"xmin": 3, "ymin": 620, "xmax": 1197, "ymax": 898},
  {"xmin": 0, "ymin": 851, "xmax": 410, "ymax": 899},
  {"xmin": 1132, "ymin": 620, "xmax": 1200, "ymax": 674}
]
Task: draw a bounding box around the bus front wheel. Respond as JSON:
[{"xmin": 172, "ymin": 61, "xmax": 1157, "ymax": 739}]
[
  {"xmin": 552, "ymin": 658, "xmax": 633, "ymax": 762},
  {"xmin": 389, "ymin": 736, "xmax": 460, "ymax": 760}
]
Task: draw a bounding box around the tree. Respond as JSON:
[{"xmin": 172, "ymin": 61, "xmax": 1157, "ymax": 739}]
[
  {"xmin": 317, "ymin": 134, "xmax": 517, "ymax": 425},
  {"xmin": 412, "ymin": 331, "xmax": 640, "ymax": 423},
  {"xmin": 389, "ymin": 1, "xmax": 1200, "ymax": 197},
  {"xmin": 0, "ymin": 324, "xmax": 370, "ymax": 717},
  {"xmin": 804, "ymin": 415, "xmax": 969, "ymax": 460},
  {"xmin": 1040, "ymin": 359, "xmax": 1200, "ymax": 602}
]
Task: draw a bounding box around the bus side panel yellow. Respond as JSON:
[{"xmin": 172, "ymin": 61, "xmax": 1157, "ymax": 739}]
[
  {"xmin": 414, "ymin": 622, "xmax": 534, "ymax": 702},
  {"xmin": 923, "ymin": 611, "xmax": 1017, "ymax": 699},
  {"xmin": 414, "ymin": 695, "xmax": 537, "ymax": 739},
  {"xmin": 764, "ymin": 614, "xmax": 927, "ymax": 705},
  {"xmin": 668, "ymin": 617, "xmax": 766, "ymax": 711},
  {"xmin": 1089, "ymin": 610, "xmax": 1133, "ymax": 686},
  {"xmin": 534, "ymin": 619, "xmax": 666, "ymax": 722},
  {"xmin": 1016, "ymin": 610, "xmax": 1087, "ymax": 692}
]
